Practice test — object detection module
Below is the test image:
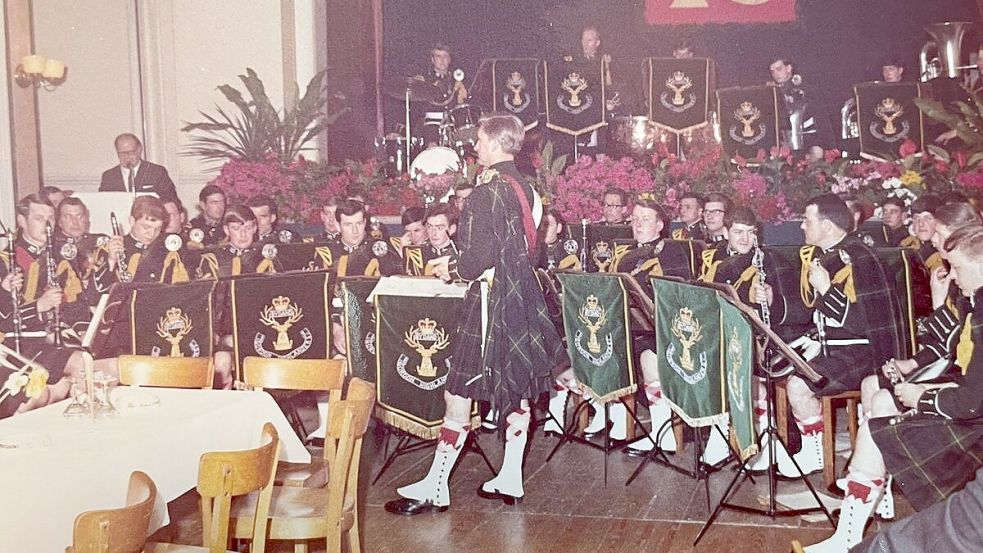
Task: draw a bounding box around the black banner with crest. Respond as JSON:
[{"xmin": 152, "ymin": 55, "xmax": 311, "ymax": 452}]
[
  {"xmin": 717, "ymin": 86, "xmax": 781, "ymax": 160},
  {"xmin": 647, "ymin": 57, "xmax": 714, "ymax": 133},
  {"xmin": 545, "ymin": 58, "xmax": 607, "ymax": 136},
  {"xmin": 490, "ymin": 59, "xmax": 541, "ymax": 130},
  {"xmin": 128, "ymin": 280, "xmax": 216, "ymax": 358},
  {"xmin": 229, "ymin": 271, "xmax": 331, "ymax": 382},
  {"xmin": 339, "ymin": 277, "xmax": 379, "ymax": 382},
  {"xmin": 855, "ymin": 82, "xmax": 925, "ymax": 161}
]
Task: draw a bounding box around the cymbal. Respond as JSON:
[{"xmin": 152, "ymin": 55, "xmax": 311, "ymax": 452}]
[{"xmin": 384, "ymin": 76, "xmax": 441, "ymax": 102}]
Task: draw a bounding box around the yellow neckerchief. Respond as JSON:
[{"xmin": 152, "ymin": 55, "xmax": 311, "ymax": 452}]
[
  {"xmin": 900, "ymin": 235, "xmax": 920, "ymax": 249},
  {"xmin": 799, "ymin": 245, "xmax": 816, "ymax": 307},
  {"xmin": 255, "ymin": 257, "xmax": 276, "ymax": 274},
  {"xmin": 956, "ymin": 312, "xmax": 973, "ymax": 376},
  {"xmin": 637, "ymin": 257, "xmax": 664, "ymax": 277},
  {"xmin": 23, "ymin": 258, "xmax": 41, "ymax": 302},
  {"xmin": 364, "ymin": 258, "xmax": 380, "ymax": 276},
  {"xmin": 55, "ymin": 260, "xmax": 83, "ymax": 303},
  {"xmin": 161, "ymin": 251, "xmax": 189, "ymax": 283},
  {"xmin": 336, "ymin": 254, "xmax": 349, "ymax": 277},
  {"xmin": 672, "ymin": 228, "xmax": 685, "ymax": 240},
  {"xmin": 925, "ymin": 251, "xmax": 944, "ymax": 273},
  {"xmin": 126, "ymin": 251, "xmax": 142, "ymax": 280},
  {"xmin": 314, "ymin": 246, "xmax": 333, "ymax": 268},
  {"xmin": 404, "ymin": 247, "xmax": 424, "ymax": 276},
  {"xmin": 699, "ymin": 248, "xmax": 720, "ymax": 281},
  {"xmin": 831, "ymin": 261, "xmax": 857, "ymax": 303},
  {"xmin": 558, "ymin": 254, "xmax": 582, "ymax": 271},
  {"xmin": 231, "ymin": 255, "xmax": 242, "ymax": 276}
]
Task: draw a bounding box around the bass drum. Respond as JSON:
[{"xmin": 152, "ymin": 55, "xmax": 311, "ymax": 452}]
[
  {"xmin": 608, "ymin": 116, "xmax": 658, "ymax": 157},
  {"xmin": 408, "ymin": 146, "xmax": 461, "ymax": 179}
]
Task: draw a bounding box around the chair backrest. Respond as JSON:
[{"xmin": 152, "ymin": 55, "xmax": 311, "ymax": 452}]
[
  {"xmin": 69, "ymin": 471, "xmax": 157, "ymax": 553},
  {"xmin": 117, "ymin": 355, "xmax": 213, "ymax": 389},
  {"xmin": 243, "ymin": 357, "xmax": 346, "ymax": 393},
  {"xmin": 322, "ymin": 380, "xmax": 375, "ymax": 531},
  {"xmin": 197, "ymin": 422, "xmax": 280, "ymax": 553}
]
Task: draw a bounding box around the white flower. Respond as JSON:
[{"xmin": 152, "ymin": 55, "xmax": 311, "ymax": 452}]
[
  {"xmin": 883, "ymin": 177, "xmax": 902, "ymax": 189},
  {"xmin": 2, "ymin": 372, "xmax": 28, "ymax": 394}
]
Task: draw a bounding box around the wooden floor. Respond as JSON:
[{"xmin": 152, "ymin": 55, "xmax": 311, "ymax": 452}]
[{"xmin": 152, "ymin": 406, "xmax": 913, "ymax": 553}]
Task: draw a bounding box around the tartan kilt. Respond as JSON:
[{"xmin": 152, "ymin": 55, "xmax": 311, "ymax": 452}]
[
  {"xmin": 805, "ymin": 344, "xmax": 875, "ymax": 396},
  {"xmin": 446, "ymin": 281, "xmax": 490, "ymax": 401},
  {"xmin": 869, "ymin": 414, "xmax": 983, "ymax": 511}
]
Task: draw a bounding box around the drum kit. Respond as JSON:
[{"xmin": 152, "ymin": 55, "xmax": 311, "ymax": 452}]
[{"xmin": 377, "ymin": 75, "xmax": 481, "ymax": 178}]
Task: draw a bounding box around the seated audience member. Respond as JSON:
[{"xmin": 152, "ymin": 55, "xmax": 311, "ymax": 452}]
[
  {"xmin": 98, "ymin": 133, "xmax": 177, "ymax": 199},
  {"xmin": 702, "ymin": 192, "xmax": 732, "ymax": 245},
  {"xmin": 750, "ymin": 195, "xmax": 899, "ymax": 478},
  {"xmin": 188, "ymin": 185, "xmax": 227, "ymax": 248},
  {"xmin": 873, "ymin": 196, "xmax": 909, "ymax": 247},
  {"xmin": 795, "ymin": 223, "xmax": 983, "ymax": 553},
  {"xmin": 196, "ymin": 205, "xmax": 277, "ymax": 279},
  {"xmin": 672, "ymin": 192, "xmax": 706, "ymax": 241},
  {"xmin": 600, "ymin": 187, "xmax": 630, "ymax": 225},
  {"xmin": 248, "ymin": 194, "xmax": 299, "ymax": 245},
  {"xmin": 900, "ymin": 194, "xmax": 945, "ymax": 272}
]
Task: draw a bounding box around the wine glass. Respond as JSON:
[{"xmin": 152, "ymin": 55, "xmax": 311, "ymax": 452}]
[
  {"xmin": 62, "ymin": 375, "xmax": 90, "ymax": 418},
  {"xmin": 91, "ymin": 371, "xmax": 118, "ymax": 419}
]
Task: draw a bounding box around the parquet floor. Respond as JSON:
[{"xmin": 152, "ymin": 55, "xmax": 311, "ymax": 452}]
[{"xmin": 150, "ymin": 405, "xmax": 912, "ymax": 553}]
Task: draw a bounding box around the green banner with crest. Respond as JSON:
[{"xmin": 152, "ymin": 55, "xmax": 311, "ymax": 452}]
[
  {"xmin": 718, "ymin": 296, "xmax": 757, "ymax": 461},
  {"xmin": 339, "ymin": 278, "xmax": 379, "ymax": 382},
  {"xmin": 556, "ymin": 272, "xmax": 635, "ymax": 403},
  {"xmin": 652, "ymin": 278, "xmax": 726, "ymax": 427}
]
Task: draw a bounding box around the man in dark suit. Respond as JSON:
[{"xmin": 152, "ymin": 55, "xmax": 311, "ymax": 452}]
[{"xmin": 98, "ymin": 133, "xmax": 177, "ymax": 199}]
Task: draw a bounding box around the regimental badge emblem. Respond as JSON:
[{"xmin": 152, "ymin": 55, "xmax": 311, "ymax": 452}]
[
  {"xmin": 164, "ymin": 234, "xmax": 183, "ymax": 252},
  {"xmin": 666, "ymin": 307, "xmax": 708, "ymax": 383},
  {"xmin": 59, "ymin": 242, "xmax": 77, "ymax": 261},
  {"xmin": 372, "ymin": 240, "xmax": 389, "ymax": 257},
  {"xmin": 563, "ymin": 239, "xmax": 579, "ymax": 255},
  {"xmin": 558, "ymin": 72, "xmax": 592, "ymax": 115},
  {"xmin": 278, "ymin": 229, "xmax": 294, "ymax": 243},
  {"xmin": 397, "ymin": 318, "xmax": 451, "ymax": 390},
  {"xmin": 574, "ymin": 294, "xmax": 613, "ymax": 366},
  {"xmin": 189, "ymin": 228, "xmax": 205, "ymax": 244},
  {"xmin": 255, "ymin": 295, "xmax": 313, "ymax": 358},
  {"xmin": 660, "ymin": 71, "xmax": 696, "ymax": 113},
  {"xmin": 478, "ymin": 168, "xmax": 498, "ymax": 185},
  {"xmin": 871, "ymin": 97, "xmax": 909, "ymax": 143},
  {"xmin": 153, "ymin": 307, "xmax": 199, "ymax": 358},
  {"xmin": 592, "ymin": 241, "xmax": 613, "ymax": 272},
  {"xmin": 262, "ymin": 243, "xmax": 278, "ymax": 260},
  {"xmin": 504, "ymin": 71, "xmax": 531, "ymax": 113},
  {"xmin": 726, "ymin": 326, "xmax": 745, "ymax": 411},
  {"xmin": 96, "ymin": 235, "xmax": 110, "ymax": 247},
  {"xmin": 729, "ymin": 101, "xmax": 766, "ymax": 145}
]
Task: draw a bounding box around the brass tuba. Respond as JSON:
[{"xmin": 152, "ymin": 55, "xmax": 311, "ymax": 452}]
[{"xmin": 920, "ymin": 21, "xmax": 977, "ymax": 81}]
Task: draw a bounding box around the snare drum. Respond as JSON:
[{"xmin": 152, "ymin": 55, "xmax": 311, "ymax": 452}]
[
  {"xmin": 449, "ymin": 104, "xmax": 481, "ymax": 142},
  {"xmin": 375, "ymin": 135, "xmax": 421, "ymax": 175},
  {"xmin": 408, "ymin": 146, "xmax": 461, "ymax": 179}
]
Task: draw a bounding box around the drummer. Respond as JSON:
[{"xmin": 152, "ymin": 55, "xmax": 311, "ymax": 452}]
[{"xmin": 415, "ymin": 42, "xmax": 469, "ymax": 146}]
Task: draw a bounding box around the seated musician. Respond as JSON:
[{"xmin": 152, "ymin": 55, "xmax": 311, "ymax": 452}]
[
  {"xmin": 702, "ymin": 192, "xmax": 731, "ymax": 245},
  {"xmin": 672, "ymin": 192, "xmax": 706, "ymax": 241},
  {"xmin": 795, "ymin": 223, "xmax": 983, "ymax": 553},
  {"xmin": 404, "ymin": 204, "xmax": 458, "ymax": 276},
  {"xmin": 451, "ymin": 182, "xmax": 474, "ymax": 214},
  {"xmin": 900, "ymin": 194, "xmax": 944, "ymax": 272},
  {"xmin": 54, "ymin": 196, "xmax": 107, "ymax": 277},
  {"xmin": 842, "ymin": 194, "xmax": 877, "ymax": 246},
  {"xmin": 39, "ymin": 185, "xmax": 70, "ymax": 208},
  {"xmin": 538, "ymin": 208, "xmax": 580, "ymax": 271},
  {"xmin": 196, "ymin": 205, "xmax": 278, "ymax": 280},
  {"xmin": 161, "ymin": 196, "xmax": 188, "ymax": 236},
  {"xmin": 859, "ymin": 201, "xmax": 983, "ymax": 414},
  {"xmin": 314, "ymin": 195, "xmax": 341, "ymax": 242},
  {"xmin": 0, "ymin": 194, "xmax": 119, "ymax": 408},
  {"xmin": 600, "ymin": 187, "xmax": 630, "ymax": 225},
  {"xmin": 317, "ymin": 199, "xmax": 399, "ymax": 277},
  {"xmin": 248, "ymin": 195, "xmax": 299, "ymax": 246},
  {"xmin": 768, "ymin": 56, "xmax": 813, "ymax": 150},
  {"xmin": 188, "ymin": 185, "xmax": 227, "ymax": 248},
  {"xmin": 95, "ymin": 196, "xmax": 192, "ymax": 285},
  {"xmin": 400, "ymin": 207, "xmax": 428, "ymax": 248},
  {"xmin": 773, "ymin": 195, "xmax": 899, "ymax": 477},
  {"xmin": 872, "ymin": 196, "xmax": 909, "ymax": 247}
]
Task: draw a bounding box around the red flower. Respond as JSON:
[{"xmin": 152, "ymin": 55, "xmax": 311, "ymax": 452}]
[
  {"xmin": 824, "ymin": 149, "xmax": 841, "ymax": 163},
  {"xmin": 734, "ymin": 154, "xmax": 748, "ymax": 168},
  {"xmin": 956, "ymin": 150, "xmax": 969, "ymax": 170},
  {"xmin": 755, "ymin": 149, "xmax": 766, "ymax": 162},
  {"xmin": 898, "ymin": 139, "xmax": 918, "ymax": 158}
]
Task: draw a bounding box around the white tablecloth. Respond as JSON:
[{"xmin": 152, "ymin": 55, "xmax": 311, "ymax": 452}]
[{"xmin": 0, "ymin": 388, "xmax": 310, "ymax": 552}]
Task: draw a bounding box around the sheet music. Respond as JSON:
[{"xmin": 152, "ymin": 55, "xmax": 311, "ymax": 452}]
[{"xmin": 367, "ymin": 275, "xmax": 469, "ymax": 301}]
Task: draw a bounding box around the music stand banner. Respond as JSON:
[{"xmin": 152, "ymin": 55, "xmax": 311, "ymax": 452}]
[
  {"xmin": 717, "ymin": 86, "xmax": 780, "ymax": 160},
  {"xmin": 652, "ymin": 278, "xmax": 726, "ymax": 427},
  {"xmin": 544, "ymin": 58, "xmax": 607, "ymax": 136},
  {"xmin": 556, "ymin": 273, "xmax": 636, "ymax": 403},
  {"xmin": 229, "ymin": 271, "xmax": 331, "ymax": 381},
  {"xmin": 491, "ymin": 59, "xmax": 541, "ymax": 130},
  {"xmin": 274, "ymin": 242, "xmax": 333, "ymax": 272},
  {"xmin": 129, "ymin": 280, "xmax": 216, "ymax": 358},
  {"xmin": 585, "ymin": 223, "xmax": 632, "ymax": 273},
  {"xmin": 718, "ymin": 296, "xmax": 756, "ymax": 461},
  {"xmin": 339, "ymin": 278, "xmax": 379, "ymax": 382},
  {"xmin": 375, "ymin": 293, "xmax": 464, "ymax": 439},
  {"xmin": 855, "ymin": 82, "xmax": 925, "ymax": 161},
  {"xmin": 647, "ymin": 57, "xmax": 714, "ymax": 133}
]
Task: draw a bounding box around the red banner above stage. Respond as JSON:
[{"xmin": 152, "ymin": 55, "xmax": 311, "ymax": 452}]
[{"xmin": 645, "ymin": 0, "xmax": 796, "ymax": 25}]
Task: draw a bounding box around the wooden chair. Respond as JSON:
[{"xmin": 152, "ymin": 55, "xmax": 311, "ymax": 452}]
[
  {"xmin": 242, "ymin": 356, "xmax": 347, "ymax": 487},
  {"xmin": 146, "ymin": 422, "xmax": 281, "ymax": 553},
  {"xmin": 67, "ymin": 470, "xmax": 157, "ymax": 553},
  {"xmin": 228, "ymin": 377, "xmax": 376, "ymax": 553},
  {"xmin": 118, "ymin": 355, "xmax": 214, "ymax": 390},
  {"xmin": 774, "ymin": 382, "xmax": 860, "ymax": 487}
]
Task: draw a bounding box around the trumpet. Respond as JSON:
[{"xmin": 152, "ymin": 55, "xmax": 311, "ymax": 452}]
[
  {"xmin": 110, "ymin": 212, "xmax": 132, "ymax": 283},
  {"xmin": 44, "ymin": 222, "xmax": 63, "ymax": 347},
  {"xmin": 0, "ymin": 222, "xmax": 23, "ymax": 354}
]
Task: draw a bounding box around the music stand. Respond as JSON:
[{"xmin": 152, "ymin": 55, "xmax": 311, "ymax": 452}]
[{"xmin": 693, "ymin": 291, "xmax": 834, "ymax": 545}]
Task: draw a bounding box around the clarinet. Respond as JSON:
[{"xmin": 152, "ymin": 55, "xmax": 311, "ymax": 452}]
[
  {"xmin": 579, "ymin": 219, "xmax": 588, "ymax": 270},
  {"xmin": 110, "ymin": 212, "xmax": 132, "ymax": 283},
  {"xmin": 751, "ymin": 244, "xmax": 771, "ymax": 328},
  {"xmin": 2, "ymin": 226, "xmax": 23, "ymax": 354},
  {"xmin": 44, "ymin": 222, "xmax": 63, "ymax": 347}
]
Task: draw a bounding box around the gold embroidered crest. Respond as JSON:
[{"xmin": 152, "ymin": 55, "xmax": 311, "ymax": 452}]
[
  {"xmin": 404, "ymin": 318, "xmax": 450, "ymax": 378},
  {"xmin": 671, "ymin": 307, "xmax": 703, "ymax": 371},
  {"xmin": 156, "ymin": 307, "xmax": 194, "ymax": 357},
  {"xmin": 260, "ymin": 296, "xmax": 304, "ymax": 352}
]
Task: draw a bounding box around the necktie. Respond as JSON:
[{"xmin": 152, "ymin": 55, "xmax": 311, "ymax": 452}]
[{"xmin": 127, "ymin": 169, "xmax": 135, "ymax": 192}]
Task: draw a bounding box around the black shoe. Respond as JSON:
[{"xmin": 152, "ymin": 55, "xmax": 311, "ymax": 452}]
[
  {"xmin": 384, "ymin": 498, "xmax": 449, "ymax": 516},
  {"xmin": 476, "ymin": 487, "xmax": 523, "ymax": 506}
]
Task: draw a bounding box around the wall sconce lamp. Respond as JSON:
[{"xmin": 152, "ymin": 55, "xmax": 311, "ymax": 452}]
[{"xmin": 15, "ymin": 54, "xmax": 67, "ymax": 91}]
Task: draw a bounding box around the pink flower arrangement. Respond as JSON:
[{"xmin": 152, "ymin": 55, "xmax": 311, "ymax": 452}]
[{"xmin": 551, "ymin": 155, "xmax": 655, "ymax": 222}]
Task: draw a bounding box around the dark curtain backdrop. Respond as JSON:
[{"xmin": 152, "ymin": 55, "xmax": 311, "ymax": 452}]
[{"xmin": 377, "ymin": 0, "xmax": 979, "ymax": 144}]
